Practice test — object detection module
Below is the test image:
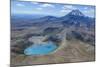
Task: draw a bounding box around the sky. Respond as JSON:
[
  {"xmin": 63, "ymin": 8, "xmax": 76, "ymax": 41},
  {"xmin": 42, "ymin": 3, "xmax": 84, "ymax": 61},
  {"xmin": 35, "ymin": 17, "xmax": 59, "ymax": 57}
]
[{"xmin": 11, "ymin": 0, "xmax": 95, "ymax": 17}]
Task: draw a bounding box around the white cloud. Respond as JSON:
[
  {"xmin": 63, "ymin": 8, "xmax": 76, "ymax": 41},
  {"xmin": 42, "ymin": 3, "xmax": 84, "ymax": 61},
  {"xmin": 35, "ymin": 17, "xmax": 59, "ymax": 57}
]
[
  {"xmin": 31, "ymin": 2, "xmax": 39, "ymax": 5},
  {"xmin": 84, "ymin": 9, "xmax": 95, "ymax": 13},
  {"xmin": 63, "ymin": 5, "xmax": 73, "ymax": 9},
  {"xmin": 84, "ymin": 10, "xmax": 88, "ymax": 13},
  {"xmin": 60, "ymin": 9, "xmax": 71, "ymax": 13},
  {"xmin": 60, "ymin": 5, "xmax": 76, "ymax": 13},
  {"xmin": 84, "ymin": 7, "xmax": 88, "ymax": 10},
  {"xmin": 60, "ymin": 10, "xmax": 67, "ymax": 13},
  {"xmin": 16, "ymin": 3, "xmax": 25, "ymax": 7},
  {"xmin": 36, "ymin": 7, "xmax": 42, "ymax": 10},
  {"xmin": 83, "ymin": 9, "xmax": 95, "ymax": 17},
  {"xmin": 40, "ymin": 4, "xmax": 55, "ymax": 8},
  {"xmin": 62, "ymin": 5, "xmax": 77, "ymax": 10}
]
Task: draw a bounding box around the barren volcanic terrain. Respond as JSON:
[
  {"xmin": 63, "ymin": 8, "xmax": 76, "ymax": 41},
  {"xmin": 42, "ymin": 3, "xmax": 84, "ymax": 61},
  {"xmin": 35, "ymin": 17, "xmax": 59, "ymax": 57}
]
[{"xmin": 11, "ymin": 10, "xmax": 95, "ymax": 66}]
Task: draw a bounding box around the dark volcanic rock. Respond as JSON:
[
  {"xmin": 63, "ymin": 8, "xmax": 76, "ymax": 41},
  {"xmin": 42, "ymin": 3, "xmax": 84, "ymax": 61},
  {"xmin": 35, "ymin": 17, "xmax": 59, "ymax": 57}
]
[
  {"xmin": 11, "ymin": 40, "xmax": 33, "ymax": 54},
  {"xmin": 66, "ymin": 30, "xmax": 95, "ymax": 46}
]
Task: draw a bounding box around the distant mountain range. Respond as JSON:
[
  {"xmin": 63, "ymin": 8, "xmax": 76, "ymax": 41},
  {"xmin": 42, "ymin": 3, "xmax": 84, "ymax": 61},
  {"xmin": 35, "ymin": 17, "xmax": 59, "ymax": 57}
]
[
  {"xmin": 11, "ymin": 9, "xmax": 95, "ymax": 29},
  {"xmin": 11, "ymin": 10, "xmax": 95, "ymax": 46}
]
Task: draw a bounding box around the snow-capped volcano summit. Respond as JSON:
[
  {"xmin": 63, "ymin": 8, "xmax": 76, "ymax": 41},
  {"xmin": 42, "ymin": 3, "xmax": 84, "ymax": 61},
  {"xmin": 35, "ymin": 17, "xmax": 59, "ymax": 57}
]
[{"xmin": 68, "ymin": 10, "xmax": 84, "ymax": 16}]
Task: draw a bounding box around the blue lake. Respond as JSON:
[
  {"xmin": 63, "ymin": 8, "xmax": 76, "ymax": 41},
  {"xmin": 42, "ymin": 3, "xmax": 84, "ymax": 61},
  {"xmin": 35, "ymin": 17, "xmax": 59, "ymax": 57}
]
[{"xmin": 24, "ymin": 41, "xmax": 57, "ymax": 55}]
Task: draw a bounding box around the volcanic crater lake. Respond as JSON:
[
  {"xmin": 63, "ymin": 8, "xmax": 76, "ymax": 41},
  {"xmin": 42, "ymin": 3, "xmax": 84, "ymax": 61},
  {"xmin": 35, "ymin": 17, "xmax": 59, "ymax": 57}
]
[{"xmin": 24, "ymin": 41, "xmax": 57, "ymax": 55}]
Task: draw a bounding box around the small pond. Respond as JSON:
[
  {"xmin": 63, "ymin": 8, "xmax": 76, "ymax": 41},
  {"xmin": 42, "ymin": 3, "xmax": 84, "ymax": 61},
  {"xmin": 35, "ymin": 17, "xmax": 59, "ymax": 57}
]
[{"xmin": 24, "ymin": 41, "xmax": 57, "ymax": 55}]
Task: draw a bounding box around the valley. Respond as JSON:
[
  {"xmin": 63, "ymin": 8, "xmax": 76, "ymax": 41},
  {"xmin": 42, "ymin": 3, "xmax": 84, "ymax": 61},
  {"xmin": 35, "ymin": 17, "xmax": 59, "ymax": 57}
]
[{"xmin": 11, "ymin": 9, "xmax": 95, "ymax": 66}]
